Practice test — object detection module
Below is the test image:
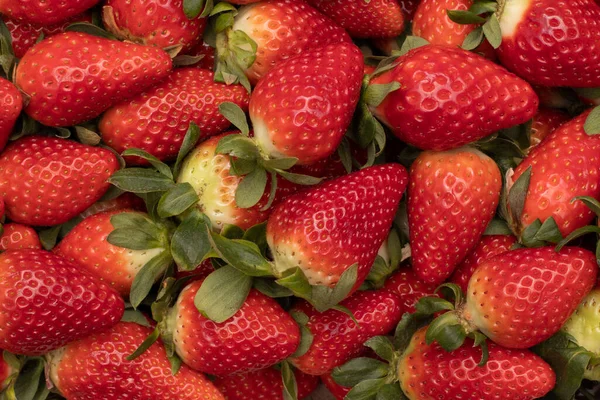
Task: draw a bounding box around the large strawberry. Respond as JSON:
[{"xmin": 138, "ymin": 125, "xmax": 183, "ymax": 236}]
[
  {"xmin": 79, "ymin": 192, "xmax": 145, "ymax": 219},
  {"xmin": 369, "ymin": 45, "xmax": 538, "ymax": 151},
  {"xmin": 408, "ymin": 147, "xmax": 502, "ymax": 285},
  {"xmin": 0, "ymin": 249, "xmax": 124, "ymax": 355},
  {"xmin": 0, "ymin": 136, "xmax": 119, "ymax": 226},
  {"xmin": 383, "ymin": 268, "xmax": 438, "ymax": 314},
  {"xmin": 0, "ymin": 0, "xmax": 98, "ymax": 25},
  {"xmin": 47, "ymin": 321, "xmax": 224, "ymax": 399},
  {"xmin": 100, "ymin": 68, "xmax": 249, "ymax": 164},
  {"xmin": 0, "ymin": 223, "xmax": 41, "ymax": 251},
  {"xmin": 15, "ymin": 32, "xmax": 172, "ymax": 127},
  {"xmin": 0, "ymin": 78, "xmax": 22, "ymax": 153}
]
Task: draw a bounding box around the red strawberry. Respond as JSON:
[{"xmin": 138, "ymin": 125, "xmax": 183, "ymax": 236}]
[
  {"xmin": 0, "ymin": 223, "xmax": 41, "ymax": 251},
  {"xmin": 15, "ymin": 32, "xmax": 172, "ymax": 127},
  {"xmin": 100, "ymin": 68, "xmax": 249, "ymax": 164},
  {"xmin": 185, "ymin": 41, "xmax": 216, "ymax": 70},
  {"xmin": 450, "ymin": 234, "xmax": 517, "ymax": 293},
  {"xmin": 529, "ymin": 107, "xmax": 570, "ymax": 148},
  {"xmin": 0, "ymin": 353, "xmax": 15, "ymax": 390},
  {"xmin": 174, "ymin": 259, "xmax": 214, "ymax": 281},
  {"xmin": 383, "ymin": 268, "xmax": 438, "ymax": 314},
  {"xmin": 47, "ymin": 321, "xmax": 224, "ymax": 399},
  {"xmin": 408, "ymin": 147, "xmax": 502, "ymax": 285},
  {"xmin": 321, "ymin": 373, "xmax": 351, "ymax": 400},
  {"xmin": 398, "ymin": 0, "xmax": 420, "ymax": 20},
  {"xmin": 0, "ymin": 136, "xmax": 120, "ymax": 226},
  {"xmin": 103, "ymin": 0, "xmax": 207, "ymax": 52},
  {"xmin": 0, "ymin": 77, "xmax": 22, "ymax": 153},
  {"xmin": 0, "ymin": 249, "xmax": 124, "ymax": 355},
  {"xmin": 267, "ymin": 164, "xmax": 407, "ymax": 292},
  {"xmin": 398, "ymin": 327, "xmax": 555, "ymax": 400},
  {"xmin": 79, "ymin": 192, "xmax": 145, "ymax": 219},
  {"xmin": 165, "ymin": 280, "xmax": 301, "ymax": 376},
  {"xmin": 306, "ymin": 0, "xmax": 404, "ymax": 38},
  {"xmin": 214, "ymin": 367, "xmax": 319, "ymax": 399},
  {"xmin": 0, "ymin": 0, "xmax": 98, "ymax": 25},
  {"xmin": 250, "ymin": 41, "xmax": 363, "ymax": 165},
  {"xmin": 369, "ymin": 45, "xmax": 538, "ymax": 151},
  {"xmin": 290, "ymin": 288, "xmax": 403, "ymax": 375}
]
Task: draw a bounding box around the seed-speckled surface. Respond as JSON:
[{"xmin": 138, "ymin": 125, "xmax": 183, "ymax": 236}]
[
  {"xmin": 0, "ymin": 0, "xmax": 98, "ymax": 25},
  {"xmin": 48, "ymin": 321, "xmax": 224, "ymax": 400},
  {"xmin": 0, "ymin": 77, "xmax": 22, "ymax": 152},
  {"xmin": 370, "ymin": 45, "xmax": 538, "ymax": 151},
  {"xmin": 170, "ymin": 281, "xmax": 300, "ymax": 376},
  {"xmin": 398, "ymin": 327, "xmax": 555, "ymax": 400},
  {"xmin": 0, "ymin": 223, "xmax": 41, "ymax": 251},
  {"xmin": 529, "ymin": 107, "xmax": 570, "ymax": 148},
  {"xmin": 0, "ymin": 249, "xmax": 124, "ymax": 355},
  {"xmin": 465, "ymin": 246, "xmax": 597, "ymax": 348},
  {"xmin": 0, "ymin": 136, "xmax": 119, "ymax": 226},
  {"xmin": 383, "ymin": 267, "xmax": 438, "ymax": 314},
  {"xmin": 15, "ymin": 32, "xmax": 172, "ymax": 127},
  {"xmin": 408, "ymin": 148, "xmax": 501, "ymax": 285}
]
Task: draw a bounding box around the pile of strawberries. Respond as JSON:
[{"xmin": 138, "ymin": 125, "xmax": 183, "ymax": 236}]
[{"xmin": 1, "ymin": 0, "xmax": 600, "ymax": 399}]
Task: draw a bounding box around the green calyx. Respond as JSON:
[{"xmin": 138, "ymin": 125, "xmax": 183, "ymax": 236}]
[
  {"xmin": 584, "ymin": 105, "xmax": 600, "ymax": 135},
  {"xmin": 446, "ymin": 0, "xmax": 502, "ymax": 50},
  {"xmin": 214, "ymin": 28, "xmax": 256, "ymax": 93}
]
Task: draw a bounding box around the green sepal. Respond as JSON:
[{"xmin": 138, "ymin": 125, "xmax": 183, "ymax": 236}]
[
  {"xmin": 482, "ymin": 14, "xmax": 502, "ymax": 49},
  {"xmin": 472, "ymin": 331, "xmax": 489, "ymax": 366},
  {"xmin": 121, "ymin": 148, "xmax": 173, "ymax": 180},
  {"xmin": 435, "ymin": 282, "xmax": 463, "ymax": 305},
  {"xmin": 172, "ymin": 54, "xmax": 206, "ymax": 67},
  {"xmin": 219, "ymin": 102, "xmax": 250, "ymax": 136},
  {"xmin": 230, "ymin": 158, "xmax": 258, "ymax": 176},
  {"xmin": 108, "ymin": 168, "xmax": 175, "ymax": 193},
  {"xmin": 170, "ymin": 210, "xmax": 212, "ymax": 271},
  {"xmin": 289, "ymin": 311, "xmax": 313, "ymax": 358},
  {"xmin": 210, "ymin": 1, "xmax": 237, "ymax": 16},
  {"xmin": 207, "ymin": 228, "xmax": 273, "ymax": 276},
  {"xmin": 157, "ymin": 182, "xmax": 199, "ymax": 218},
  {"xmin": 398, "ymin": 36, "xmax": 429, "ymax": 56},
  {"xmin": 65, "ymin": 21, "xmax": 115, "ymax": 39},
  {"xmin": 127, "ymin": 326, "xmax": 160, "ymax": 361},
  {"xmin": 107, "ymin": 228, "xmax": 162, "ymax": 250},
  {"xmin": 415, "ymin": 296, "xmax": 455, "ymax": 316},
  {"xmin": 376, "ymin": 384, "xmax": 406, "ymax": 400},
  {"xmin": 235, "ymin": 167, "xmax": 268, "ymax": 208},
  {"xmin": 254, "ymin": 278, "xmax": 293, "ymax": 298},
  {"xmin": 331, "ymin": 357, "xmax": 389, "ymax": 388},
  {"xmin": 363, "ymin": 336, "xmax": 395, "ymax": 363},
  {"xmin": 446, "ymin": 10, "xmax": 486, "ymax": 24},
  {"xmin": 365, "ymin": 255, "xmax": 395, "ymax": 289},
  {"xmin": 520, "ymin": 219, "xmax": 544, "ymax": 248},
  {"xmin": 261, "ymin": 171, "xmax": 278, "ymax": 211},
  {"xmin": 215, "ymin": 134, "xmax": 260, "ymax": 159},
  {"xmin": 121, "ymin": 309, "xmax": 151, "ymax": 328},
  {"xmin": 533, "ymin": 217, "xmax": 563, "ymax": 244},
  {"xmin": 507, "ymin": 166, "xmax": 532, "ymax": 226},
  {"xmin": 573, "ymin": 195, "xmax": 600, "ymax": 217},
  {"xmin": 129, "ymin": 251, "xmax": 173, "ymax": 309},
  {"xmin": 425, "ymin": 311, "xmax": 467, "ymax": 352},
  {"xmin": 281, "ymin": 361, "xmax": 298, "ymax": 400},
  {"xmin": 483, "ymin": 219, "xmax": 512, "ymax": 235},
  {"xmin": 555, "ymin": 225, "xmax": 600, "ymax": 252},
  {"xmin": 393, "ymin": 312, "xmax": 428, "ymax": 350},
  {"xmin": 275, "ymin": 169, "xmax": 323, "ymax": 185},
  {"xmin": 363, "ymin": 82, "xmax": 400, "ymax": 107},
  {"xmin": 337, "ymin": 137, "xmax": 353, "ymax": 174},
  {"xmin": 151, "ymin": 275, "xmax": 199, "ymax": 323},
  {"xmin": 345, "ymin": 378, "xmax": 387, "ymax": 400},
  {"xmin": 0, "ymin": 19, "xmax": 15, "ymax": 77},
  {"xmin": 462, "ymin": 27, "xmax": 484, "ymax": 50},
  {"xmin": 38, "ymin": 225, "xmax": 62, "ymax": 250},
  {"xmin": 110, "ymin": 212, "xmax": 157, "ymax": 231},
  {"xmin": 261, "ymin": 157, "xmax": 299, "ymax": 171},
  {"xmin": 584, "ymin": 106, "xmax": 600, "ymax": 136},
  {"xmin": 74, "ymin": 125, "xmax": 101, "ymax": 145},
  {"xmin": 221, "ymin": 224, "xmax": 245, "ymax": 239},
  {"xmin": 173, "ymin": 122, "xmax": 201, "ymax": 179},
  {"xmin": 13, "ymin": 358, "xmax": 47, "ymax": 400},
  {"xmin": 469, "ymin": 1, "xmax": 498, "ymax": 14},
  {"xmin": 182, "ymin": 0, "xmax": 210, "ymax": 19},
  {"xmin": 214, "ymin": 11, "xmax": 235, "ymax": 34}
]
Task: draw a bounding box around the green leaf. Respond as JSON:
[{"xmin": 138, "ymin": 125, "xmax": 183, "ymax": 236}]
[
  {"xmin": 235, "ymin": 167, "xmax": 268, "ymax": 208},
  {"xmin": 275, "ymin": 169, "xmax": 323, "ymax": 185},
  {"xmin": 74, "ymin": 125, "xmax": 101, "ymax": 145},
  {"xmin": 415, "ymin": 296, "xmax": 455, "ymax": 315},
  {"xmin": 435, "ymin": 282, "xmax": 463, "ymax": 305},
  {"xmin": 332, "ymin": 358, "xmax": 389, "ymax": 387},
  {"xmin": 533, "ymin": 217, "xmax": 563, "ymax": 244},
  {"xmin": 107, "ymin": 228, "xmax": 162, "ymax": 250},
  {"xmin": 210, "ymin": 2, "xmax": 237, "ymax": 15},
  {"xmin": 173, "ymin": 122, "xmax": 201, "ymax": 179},
  {"xmin": 39, "ymin": 225, "xmax": 61, "ymax": 250},
  {"xmin": 483, "ymin": 219, "xmax": 512, "ymax": 235},
  {"xmin": 446, "ymin": 10, "xmax": 486, "ymax": 24},
  {"xmin": 573, "ymin": 195, "xmax": 600, "ymax": 217},
  {"xmin": 472, "ymin": 331, "xmax": 489, "ymax": 366},
  {"xmin": 584, "ymin": 106, "xmax": 600, "ymax": 135},
  {"xmin": 228, "ymin": 30, "xmax": 258, "ymax": 70},
  {"xmin": 310, "ymin": 264, "xmax": 358, "ymax": 312},
  {"xmin": 290, "ymin": 311, "xmax": 313, "ymax": 358},
  {"xmin": 121, "ymin": 309, "xmax": 151, "ymax": 327},
  {"xmin": 520, "ymin": 219, "xmax": 545, "ymax": 248},
  {"xmin": 129, "ymin": 251, "xmax": 173, "ymax": 308},
  {"xmin": 376, "ymin": 384, "xmax": 406, "ymax": 400},
  {"xmin": 172, "ymin": 54, "xmax": 205, "ymax": 66},
  {"xmin": 393, "ymin": 313, "xmax": 422, "ymax": 350},
  {"xmin": 261, "ymin": 157, "xmax": 299, "ymax": 171},
  {"xmin": 157, "ymin": 183, "xmax": 199, "ymax": 218},
  {"xmin": 469, "ymin": 1, "xmax": 498, "ymax": 14},
  {"xmin": 13, "ymin": 359, "xmax": 44, "ymax": 400},
  {"xmin": 54, "ymin": 126, "xmax": 71, "ymax": 138},
  {"xmin": 366, "ymin": 256, "xmax": 394, "ymax": 289},
  {"xmin": 482, "ymin": 14, "xmax": 502, "ymax": 49},
  {"xmin": 230, "ymin": 158, "xmax": 258, "ymax": 176},
  {"xmin": 194, "ymin": 265, "xmax": 252, "ymax": 323},
  {"xmin": 345, "ymin": 378, "xmax": 386, "ymax": 400},
  {"xmin": 171, "ymin": 210, "xmax": 212, "ymax": 271},
  {"xmin": 122, "ymin": 149, "xmax": 173, "ymax": 180},
  {"xmin": 425, "ymin": 312, "xmax": 467, "ymax": 352},
  {"xmin": 555, "ymin": 225, "xmax": 600, "ymax": 252},
  {"xmin": 508, "ymin": 166, "xmax": 532, "ymax": 223},
  {"xmin": 208, "ymin": 229, "xmax": 273, "ymax": 276},
  {"xmin": 363, "ymin": 82, "xmax": 400, "ymax": 107},
  {"xmin": 462, "ymin": 27, "xmax": 484, "ymax": 50},
  {"xmin": 215, "ymin": 134, "xmax": 260, "ymax": 159},
  {"xmin": 276, "ymin": 268, "xmax": 313, "ymax": 300},
  {"xmin": 398, "ymin": 36, "xmax": 429, "ymax": 56},
  {"xmin": 219, "ymin": 102, "xmax": 250, "ymax": 136},
  {"xmin": 261, "ymin": 171, "xmax": 278, "ymax": 211},
  {"xmin": 109, "ymin": 168, "xmax": 175, "ymax": 193},
  {"xmin": 110, "ymin": 212, "xmax": 157, "ymax": 231},
  {"xmin": 65, "ymin": 22, "xmax": 115, "ymax": 39},
  {"xmin": 254, "ymin": 279, "xmax": 294, "ymax": 298},
  {"xmin": 364, "ymin": 336, "xmax": 395, "ymax": 363},
  {"xmin": 337, "ymin": 137, "xmax": 353, "ymax": 174},
  {"xmin": 183, "ymin": 0, "xmax": 206, "ymax": 19},
  {"xmin": 127, "ymin": 326, "xmax": 160, "ymax": 360},
  {"xmin": 387, "ymin": 228, "xmax": 402, "ymax": 270},
  {"xmin": 281, "ymin": 361, "xmax": 298, "ymax": 400}
]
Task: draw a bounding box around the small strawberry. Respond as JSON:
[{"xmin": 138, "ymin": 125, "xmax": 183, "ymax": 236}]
[
  {"xmin": 0, "ymin": 77, "xmax": 22, "ymax": 153},
  {"xmin": 383, "ymin": 268, "xmax": 438, "ymax": 314},
  {"xmin": 529, "ymin": 107, "xmax": 570, "ymax": 148},
  {"xmin": 0, "ymin": 136, "xmax": 120, "ymax": 226},
  {"xmin": 0, "ymin": 223, "xmax": 41, "ymax": 251},
  {"xmin": 15, "ymin": 32, "xmax": 172, "ymax": 127},
  {"xmin": 47, "ymin": 321, "xmax": 225, "ymax": 399},
  {"xmin": 321, "ymin": 373, "xmax": 351, "ymax": 400},
  {"xmin": 78, "ymin": 192, "xmax": 145, "ymax": 219},
  {"xmin": 0, "ymin": 249, "xmax": 124, "ymax": 355},
  {"xmin": 408, "ymin": 147, "xmax": 502, "ymax": 285},
  {"xmin": 369, "ymin": 45, "xmax": 538, "ymax": 151},
  {"xmin": 0, "ymin": 0, "xmax": 99, "ymax": 25},
  {"xmin": 306, "ymin": 0, "xmax": 405, "ymax": 38},
  {"xmin": 100, "ymin": 68, "xmax": 249, "ymax": 164}
]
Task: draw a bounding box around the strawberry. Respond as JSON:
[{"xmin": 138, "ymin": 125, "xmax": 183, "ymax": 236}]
[
  {"xmin": 103, "ymin": 0, "xmax": 207, "ymax": 52},
  {"xmin": 165, "ymin": 280, "xmax": 301, "ymax": 376},
  {"xmin": 290, "ymin": 288, "xmax": 403, "ymax": 375},
  {"xmin": 15, "ymin": 32, "xmax": 172, "ymax": 127},
  {"xmin": 100, "ymin": 68, "xmax": 249, "ymax": 164},
  {"xmin": 0, "ymin": 136, "xmax": 120, "ymax": 226},
  {"xmin": 214, "ymin": 367, "xmax": 320, "ymax": 399},
  {"xmin": 321, "ymin": 373, "xmax": 351, "ymax": 400},
  {"xmin": 0, "ymin": 0, "xmax": 98, "ymax": 25},
  {"xmin": 398, "ymin": 0, "xmax": 420, "ymax": 20},
  {"xmin": 450, "ymin": 234, "xmax": 517, "ymax": 293},
  {"xmin": 408, "ymin": 147, "xmax": 502, "ymax": 285},
  {"xmin": 305, "ymin": 0, "xmax": 405, "ymax": 38},
  {"xmin": 383, "ymin": 268, "xmax": 438, "ymax": 314},
  {"xmin": 0, "ymin": 249, "xmax": 124, "ymax": 355},
  {"xmin": 174, "ymin": 259, "xmax": 214, "ymax": 281},
  {"xmin": 0, "ymin": 77, "xmax": 22, "ymax": 153},
  {"xmin": 267, "ymin": 164, "xmax": 407, "ymax": 292},
  {"xmin": 369, "ymin": 45, "xmax": 538, "ymax": 151},
  {"xmin": 529, "ymin": 107, "xmax": 570, "ymax": 148},
  {"xmin": 0, "ymin": 223, "xmax": 41, "ymax": 251},
  {"xmin": 78, "ymin": 192, "xmax": 145, "ymax": 219},
  {"xmin": 185, "ymin": 41, "xmax": 216, "ymax": 70},
  {"xmin": 250, "ymin": 41, "xmax": 363, "ymax": 165},
  {"xmin": 47, "ymin": 321, "xmax": 225, "ymax": 399}
]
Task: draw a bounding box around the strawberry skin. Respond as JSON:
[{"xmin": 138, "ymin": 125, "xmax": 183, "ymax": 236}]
[
  {"xmin": 100, "ymin": 68, "xmax": 249, "ymax": 164},
  {"xmin": 214, "ymin": 367, "xmax": 319, "ymax": 399},
  {"xmin": 0, "ymin": 78, "xmax": 22, "ymax": 153},
  {"xmin": 370, "ymin": 45, "xmax": 538, "ymax": 151},
  {"xmin": 290, "ymin": 288, "xmax": 403, "ymax": 375},
  {"xmin": 0, "ymin": 223, "xmax": 41, "ymax": 251},
  {"xmin": 251, "ymin": 41, "xmax": 363, "ymax": 165},
  {"xmin": 267, "ymin": 164, "xmax": 407, "ymax": 290},
  {"xmin": 306, "ymin": 0, "xmax": 404, "ymax": 38},
  {"xmin": 463, "ymin": 246, "xmax": 597, "ymax": 349},
  {"xmin": 167, "ymin": 281, "xmax": 300, "ymax": 376},
  {"xmin": 408, "ymin": 148, "xmax": 502, "ymax": 285},
  {"xmin": 399, "ymin": 327, "xmax": 555, "ymax": 400},
  {"xmin": 0, "ymin": 249, "xmax": 124, "ymax": 355},
  {"xmin": 0, "ymin": 0, "xmax": 98, "ymax": 25},
  {"xmin": 79, "ymin": 192, "xmax": 145, "ymax": 219},
  {"xmin": 321, "ymin": 373, "xmax": 351, "ymax": 400},
  {"xmin": 15, "ymin": 32, "xmax": 172, "ymax": 127},
  {"xmin": 497, "ymin": 0, "xmax": 600, "ymax": 87},
  {"xmin": 47, "ymin": 321, "xmax": 224, "ymax": 400},
  {"xmin": 529, "ymin": 107, "xmax": 570, "ymax": 148},
  {"xmin": 383, "ymin": 268, "xmax": 438, "ymax": 314},
  {"xmin": 0, "ymin": 136, "xmax": 119, "ymax": 226}
]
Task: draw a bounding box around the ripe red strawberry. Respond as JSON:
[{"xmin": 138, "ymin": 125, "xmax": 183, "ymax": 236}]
[
  {"xmin": 174, "ymin": 259, "xmax": 214, "ymax": 281},
  {"xmin": 166, "ymin": 280, "xmax": 301, "ymax": 376},
  {"xmin": 496, "ymin": 0, "xmax": 600, "ymax": 87},
  {"xmin": 398, "ymin": 0, "xmax": 420, "ymax": 20},
  {"xmin": 100, "ymin": 68, "xmax": 249, "ymax": 164},
  {"xmin": 290, "ymin": 288, "xmax": 403, "ymax": 375},
  {"xmin": 250, "ymin": 41, "xmax": 363, "ymax": 165},
  {"xmin": 529, "ymin": 107, "xmax": 570, "ymax": 148},
  {"xmin": 0, "ymin": 249, "xmax": 124, "ymax": 355},
  {"xmin": 267, "ymin": 164, "xmax": 407, "ymax": 291},
  {"xmin": 15, "ymin": 32, "xmax": 172, "ymax": 127},
  {"xmin": 408, "ymin": 148, "xmax": 501, "ymax": 285},
  {"xmin": 79, "ymin": 192, "xmax": 145, "ymax": 219},
  {"xmin": 103, "ymin": 0, "xmax": 207, "ymax": 52},
  {"xmin": 47, "ymin": 321, "xmax": 225, "ymax": 400},
  {"xmin": 370, "ymin": 45, "xmax": 538, "ymax": 151},
  {"xmin": 185, "ymin": 41, "xmax": 216, "ymax": 70},
  {"xmin": 306, "ymin": 0, "xmax": 404, "ymax": 38},
  {"xmin": 506, "ymin": 110, "xmax": 600, "ymax": 237},
  {"xmin": 0, "ymin": 78, "xmax": 22, "ymax": 153},
  {"xmin": 398, "ymin": 327, "xmax": 555, "ymax": 400},
  {"xmin": 0, "ymin": 0, "xmax": 98, "ymax": 25},
  {"xmin": 450, "ymin": 234, "xmax": 517, "ymax": 293},
  {"xmin": 383, "ymin": 268, "xmax": 437, "ymax": 314},
  {"xmin": 321, "ymin": 373, "xmax": 351, "ymax": 400},
  {"xmin": 214, "ymin": 367, "xmax": 319, "ymax": 399},
  {"xmin": 0, "ymin": 223, "xmax": 41, "ymax": 251},
  {"xmin": 0, "ymin": 136, "xmax": 120, "ymax": 226}
]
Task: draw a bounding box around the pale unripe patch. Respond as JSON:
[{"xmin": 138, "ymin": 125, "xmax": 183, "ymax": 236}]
[{"xmin": 498, "ymin": 0, "xmax": 533, "ymax": 39}]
